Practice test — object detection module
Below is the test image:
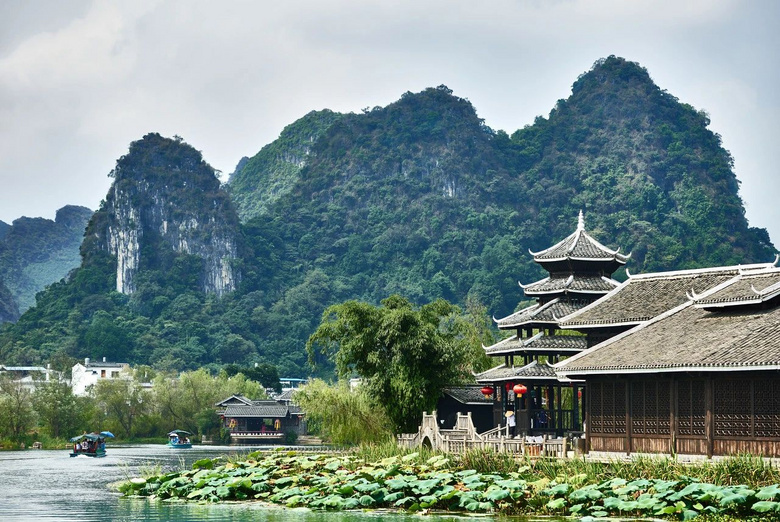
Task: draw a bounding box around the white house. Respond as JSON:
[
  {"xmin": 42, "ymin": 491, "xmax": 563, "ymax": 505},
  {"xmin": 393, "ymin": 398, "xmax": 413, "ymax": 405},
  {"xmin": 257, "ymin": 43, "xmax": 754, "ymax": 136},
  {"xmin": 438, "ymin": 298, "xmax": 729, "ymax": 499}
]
[
  {"xmin": 0, "ymin": 364, "xmax": 62, "ymax": 392},
  {"xmin": 71, "ymin": 357, "xmax": 131, "ymax": 396}
]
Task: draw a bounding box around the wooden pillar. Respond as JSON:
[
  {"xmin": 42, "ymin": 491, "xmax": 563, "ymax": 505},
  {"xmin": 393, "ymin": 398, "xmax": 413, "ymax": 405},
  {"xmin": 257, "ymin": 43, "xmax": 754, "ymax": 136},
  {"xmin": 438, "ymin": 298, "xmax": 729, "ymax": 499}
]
[
  {"xmin": 584, "ymin": 385, "xmax": 590, "ymax": 454},
  {"xmin": 573, "ymin": 384, "xmax": 580, "ymax": 431},
  {"xmin": 556, "ymin": 384, "xmax": 562, "ymax": 436},
  {"xmin": 625, "ymin": 379, "xmax": 631, "ymax": 455},
  {"xmin": 705, "ymin": 377, "xmax": 713, "ymax": 458},
  {"xmin": 670, "ymin": 378, "xmax": 677, "ymax": 455}
]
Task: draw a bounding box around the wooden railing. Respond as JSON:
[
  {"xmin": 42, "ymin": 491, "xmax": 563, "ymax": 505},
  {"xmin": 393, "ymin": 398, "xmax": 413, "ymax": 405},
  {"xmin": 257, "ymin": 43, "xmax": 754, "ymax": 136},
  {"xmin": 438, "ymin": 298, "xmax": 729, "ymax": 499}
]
[{"xmin": 398, "ymin": 411, "xmax": 577, "ymax": 458}]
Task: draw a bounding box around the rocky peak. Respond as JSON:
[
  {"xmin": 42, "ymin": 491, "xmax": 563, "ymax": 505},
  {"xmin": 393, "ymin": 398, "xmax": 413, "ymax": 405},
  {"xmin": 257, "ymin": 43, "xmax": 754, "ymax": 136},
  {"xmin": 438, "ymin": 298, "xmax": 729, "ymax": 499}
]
[{"xmin": 85, "ymin": 133, "xmax": 240, "ymax": 296}]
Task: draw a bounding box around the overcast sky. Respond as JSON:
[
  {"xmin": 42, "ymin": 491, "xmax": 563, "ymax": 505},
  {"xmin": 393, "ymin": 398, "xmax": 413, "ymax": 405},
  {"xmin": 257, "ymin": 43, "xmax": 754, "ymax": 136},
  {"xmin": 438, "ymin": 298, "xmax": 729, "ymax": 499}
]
[{"xmin": 1, "ymin": 0, "xmax": 778, "ymax": 246}]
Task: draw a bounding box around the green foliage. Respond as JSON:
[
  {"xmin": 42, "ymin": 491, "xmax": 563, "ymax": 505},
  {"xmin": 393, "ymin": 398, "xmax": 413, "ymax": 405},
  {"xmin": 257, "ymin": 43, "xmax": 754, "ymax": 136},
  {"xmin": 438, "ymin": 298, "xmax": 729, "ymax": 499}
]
[
  {"xmin": 0, "ymin": 374, "xmax": 36, "ymax": 440},
  {"xmin": 32, "ymin": 381, "xmax": 89, "ymax": 438},
  {"xmin": 293, "ymin": 379, "xmax": 393, "ymax": 444},
  {"xmin": 306, "ymin": 295, "xmax": 475, "ymax": 432}
]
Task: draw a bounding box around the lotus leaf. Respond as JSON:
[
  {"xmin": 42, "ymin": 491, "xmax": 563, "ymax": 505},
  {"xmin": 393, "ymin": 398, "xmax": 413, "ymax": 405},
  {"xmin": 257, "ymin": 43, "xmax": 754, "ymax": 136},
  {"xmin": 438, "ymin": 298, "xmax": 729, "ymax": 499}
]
[
  {"xmin": 752, "ymin": 500, "xmax": 780, "ymax": 513},
  {"xmin": 401, "ymin": 453, "xmax": 419, "ymax": 462},
  {"xmin": 719, "ymin": 492, "xmax": 748, "ymax": 507},
  {"xmin": 385, "ymin": 477, "xmax": 409, "ymax": 490},
  {"xmin": 485, "ymin": 487, "xmax": 510, "ymax": 501},
  {"xmin": 544, "ymin": 483, "xmax": 570, "ymax": 496},
  {"xmin": 358, "ymin": 494, "xmax": 374, "ymax": 506},
  {"xmin": 757, "ymin": 484, "xmax": 780, "ymax": 501},
  {"xmin": 215, "ymin": 486, "xmax": 231, "ymax": 498},
  {"xmin": 545, "ymin": 497, "xmax": 566, "ymax": 510}
]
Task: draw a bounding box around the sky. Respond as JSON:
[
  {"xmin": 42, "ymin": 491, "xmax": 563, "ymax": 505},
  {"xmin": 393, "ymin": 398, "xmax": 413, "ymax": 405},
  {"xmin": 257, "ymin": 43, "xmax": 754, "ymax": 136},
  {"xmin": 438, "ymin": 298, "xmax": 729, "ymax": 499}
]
[{"xmin": 1, "ymin": 0, "xmax": 778, "ymax": 244}]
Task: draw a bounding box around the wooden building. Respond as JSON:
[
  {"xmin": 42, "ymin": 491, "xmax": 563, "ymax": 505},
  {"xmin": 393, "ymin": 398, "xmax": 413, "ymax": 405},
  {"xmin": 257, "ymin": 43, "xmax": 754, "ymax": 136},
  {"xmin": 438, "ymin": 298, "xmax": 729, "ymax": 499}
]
[
  {"xmin": 215, "ymin": 394, "xmax": 305, "ymax": 443},
  {"xmin": 476, "ymin": 211, "xmax": 628, "ymax": 437},
  {"xmin": 556, "ymin": 265, "xmax": 780, "ymax": 458}
]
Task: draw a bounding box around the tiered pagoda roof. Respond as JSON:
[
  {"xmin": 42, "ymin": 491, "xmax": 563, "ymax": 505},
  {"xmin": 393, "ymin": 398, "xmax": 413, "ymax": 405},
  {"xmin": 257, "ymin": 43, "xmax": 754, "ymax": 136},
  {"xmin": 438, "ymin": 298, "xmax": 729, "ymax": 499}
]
[
  {"xmin": 487, "ymin": 212, "xmax": 625, "ymax": 360},
  {"xmin": 475, "ymin": 360, "xmax": 559, "ymax": 384},
  {"xmin": 528, "ymin": 211, "xmax": 630, "ymax": 274},
  {"xmin": 484, "ymin": 332, "xmax": 587, "ymax": 356}
]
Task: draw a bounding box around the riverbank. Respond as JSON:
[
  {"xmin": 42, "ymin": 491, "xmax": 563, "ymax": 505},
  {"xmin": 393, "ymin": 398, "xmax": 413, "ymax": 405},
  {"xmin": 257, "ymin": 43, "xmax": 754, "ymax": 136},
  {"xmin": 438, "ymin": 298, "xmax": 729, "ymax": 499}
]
[{"xmin": 118, "ymin": 447, "xmax": 780, "ymax": 519}]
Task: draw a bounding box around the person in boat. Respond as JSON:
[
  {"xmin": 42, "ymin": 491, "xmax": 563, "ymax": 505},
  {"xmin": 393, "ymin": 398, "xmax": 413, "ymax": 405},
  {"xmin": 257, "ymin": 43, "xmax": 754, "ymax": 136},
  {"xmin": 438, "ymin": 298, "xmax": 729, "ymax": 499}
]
[
  {"xmin": 81, "ymin": 440, "xmax": 89, "ymax": 452},
  {"xmin": 73, "ymin": 442, "xmax": 80, "ymax": 453}
]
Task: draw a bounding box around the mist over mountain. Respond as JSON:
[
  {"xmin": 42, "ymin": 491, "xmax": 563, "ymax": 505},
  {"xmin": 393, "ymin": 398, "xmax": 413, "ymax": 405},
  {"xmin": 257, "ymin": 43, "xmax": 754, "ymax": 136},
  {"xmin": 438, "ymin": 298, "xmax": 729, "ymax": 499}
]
[{"xmin": 0, "ymin": 56, "xmax": 774, "ymax": 376}]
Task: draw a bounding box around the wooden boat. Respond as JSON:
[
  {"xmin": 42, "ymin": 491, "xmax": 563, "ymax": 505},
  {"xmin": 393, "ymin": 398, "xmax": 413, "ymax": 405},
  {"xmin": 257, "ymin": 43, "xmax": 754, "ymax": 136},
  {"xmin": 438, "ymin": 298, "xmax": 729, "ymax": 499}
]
[
  {"xmin": 167, "ymin": 429, "xmax": 192, "ymax": 448},
  {"xmin": 69, "ymin": 431, "xmax": 113, "ymax": 457}
]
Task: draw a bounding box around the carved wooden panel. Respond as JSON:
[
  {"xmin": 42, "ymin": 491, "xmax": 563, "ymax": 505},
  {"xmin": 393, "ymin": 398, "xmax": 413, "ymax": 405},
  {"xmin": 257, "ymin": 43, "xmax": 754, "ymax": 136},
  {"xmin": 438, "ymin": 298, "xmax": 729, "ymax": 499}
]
[{"xmin": 677, "ymin": 379, "xmax": 705, "ymax": 437}]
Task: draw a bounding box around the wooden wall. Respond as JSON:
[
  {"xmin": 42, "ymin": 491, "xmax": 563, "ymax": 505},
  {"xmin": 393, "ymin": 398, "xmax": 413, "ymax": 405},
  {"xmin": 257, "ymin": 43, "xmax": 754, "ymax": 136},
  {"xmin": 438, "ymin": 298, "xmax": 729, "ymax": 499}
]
[{"xmin": 586, "ymin": 372, "xmax": 780, "ymax": 457}]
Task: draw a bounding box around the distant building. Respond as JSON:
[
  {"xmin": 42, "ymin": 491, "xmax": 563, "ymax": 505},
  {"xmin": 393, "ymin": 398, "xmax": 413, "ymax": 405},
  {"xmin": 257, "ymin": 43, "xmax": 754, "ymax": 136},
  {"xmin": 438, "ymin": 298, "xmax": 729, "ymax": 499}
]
[
  {"xmin": 71, "ymin": 357, "xmax": 131, "ymax": 396},
  {"xmin": 215, "ymin": 394, "xmax": 306, "ymax": 443},
  {"xmin": 0, "ymin": 364, "xmax": 61, "ymax": 392}
]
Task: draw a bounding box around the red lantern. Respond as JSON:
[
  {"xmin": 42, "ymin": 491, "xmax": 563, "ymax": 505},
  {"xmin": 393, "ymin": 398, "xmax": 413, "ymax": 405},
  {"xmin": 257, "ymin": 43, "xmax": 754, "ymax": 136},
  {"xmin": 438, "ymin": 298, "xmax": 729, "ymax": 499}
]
[
  {"xmin": 505, "ymin": 382, "xmax": 513, "ymax": 391},
  {"xmin": 480, "ymin": 386, "xmax": 494, "ymax": 397},
  {"xmin": 513, "ymin": 384, "xmax": 527, "ymax": 396},
  {"xmin": 578, "ymin": 390, "xmax": 583, "ymax": 399}
]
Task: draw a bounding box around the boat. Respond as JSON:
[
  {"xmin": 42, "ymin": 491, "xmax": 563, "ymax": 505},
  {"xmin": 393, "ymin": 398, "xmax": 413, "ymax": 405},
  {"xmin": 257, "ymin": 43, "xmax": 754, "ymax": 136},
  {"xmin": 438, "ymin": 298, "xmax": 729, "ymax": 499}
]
[
  {"xmin": 69, "ymin": 431, "xmax": 114, "ymax": 457},
  {"xmin": 167, "ymin": 429, "xmax": 192, "ymax": 448}
]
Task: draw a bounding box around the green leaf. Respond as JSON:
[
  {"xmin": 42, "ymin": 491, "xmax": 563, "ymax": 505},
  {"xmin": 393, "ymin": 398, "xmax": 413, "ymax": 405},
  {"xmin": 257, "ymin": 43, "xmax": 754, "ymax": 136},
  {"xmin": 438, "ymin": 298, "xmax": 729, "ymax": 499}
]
[
  {"xmin": 546, "ymin": 497, "xmax": 566, "ymax": 510},
  {"xmin": 752, "ymin": 500, "xmax": 780, "ymax": 513}
]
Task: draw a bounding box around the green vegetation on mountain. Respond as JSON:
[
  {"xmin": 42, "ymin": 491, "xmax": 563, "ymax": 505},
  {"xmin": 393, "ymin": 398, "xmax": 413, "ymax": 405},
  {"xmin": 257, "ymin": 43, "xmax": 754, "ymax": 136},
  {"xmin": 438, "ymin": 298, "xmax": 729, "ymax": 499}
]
[
  {"xmin": 0, "ymin": 56, "xmax": 774, "ymax": 378},
  {"xmin": 228, "ymin": 109, "xmax": 344, "ymax": 221},
  {"xmin": 0, "ymin": 279, "xmax": 19, "ymax": 327},
  {"xmin": 0, "ymin": 205, "xmax": 92, "ymax": 319}
]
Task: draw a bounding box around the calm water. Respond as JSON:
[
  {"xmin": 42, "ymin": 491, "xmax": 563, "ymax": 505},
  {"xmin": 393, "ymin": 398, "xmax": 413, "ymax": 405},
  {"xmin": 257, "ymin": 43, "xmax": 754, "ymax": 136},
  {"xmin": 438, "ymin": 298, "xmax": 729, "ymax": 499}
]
[{"xmin": 0, "ymin": 444, "xmax": 542, "ymax": 521}]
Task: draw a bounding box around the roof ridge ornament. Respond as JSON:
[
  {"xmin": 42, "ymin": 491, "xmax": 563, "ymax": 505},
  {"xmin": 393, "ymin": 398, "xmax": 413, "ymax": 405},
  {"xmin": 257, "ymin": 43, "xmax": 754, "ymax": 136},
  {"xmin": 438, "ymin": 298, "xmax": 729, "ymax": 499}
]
[{"xmin": 577, "ymin": 210, "xmax": 585, "ymax": 231}]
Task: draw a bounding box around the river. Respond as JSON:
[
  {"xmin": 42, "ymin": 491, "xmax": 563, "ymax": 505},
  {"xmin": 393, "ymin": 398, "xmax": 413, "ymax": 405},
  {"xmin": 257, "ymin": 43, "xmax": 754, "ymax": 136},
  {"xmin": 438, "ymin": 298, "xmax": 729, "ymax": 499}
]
[{"xmin": 0, "ymin": 444, "xmax": 557, "ymax": 521}]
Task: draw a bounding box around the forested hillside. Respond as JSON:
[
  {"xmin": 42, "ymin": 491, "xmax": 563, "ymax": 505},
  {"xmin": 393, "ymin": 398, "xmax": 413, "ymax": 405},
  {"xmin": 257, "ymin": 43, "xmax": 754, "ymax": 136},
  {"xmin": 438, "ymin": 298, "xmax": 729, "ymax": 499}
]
[
  {"xmin": 0, "ymin": 205, "xmax": 92, "ymax": 318},
  {"xmin": 0, "ymin": 56, "xmax": 774, "ymax": 377}
]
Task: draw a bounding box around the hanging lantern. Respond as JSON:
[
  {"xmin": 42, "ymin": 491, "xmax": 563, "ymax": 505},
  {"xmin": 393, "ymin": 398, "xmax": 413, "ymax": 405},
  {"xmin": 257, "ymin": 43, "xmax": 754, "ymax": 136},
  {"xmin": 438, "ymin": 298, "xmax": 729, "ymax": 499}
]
[
  {"xmin": 505, "ymin": 382, "xmax": 513, "ymax": 391},
  {"xmin": 578, "ymin": 390, "xmax": 583, "ymax": 399},
  {"xmin": 480, "ymin": 386, "xmax": 494, "ymax": 398},
  {"xmin": 513, "ymin": 384, "xmax": 527, "ymax": 396}
]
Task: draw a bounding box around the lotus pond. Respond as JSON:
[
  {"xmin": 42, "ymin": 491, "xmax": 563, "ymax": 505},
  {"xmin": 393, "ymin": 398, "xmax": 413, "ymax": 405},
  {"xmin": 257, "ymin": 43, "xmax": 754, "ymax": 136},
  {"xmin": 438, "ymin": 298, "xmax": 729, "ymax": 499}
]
[{"xmin": 119, "ymin": 450, "xmax": 780, "ymax": 520}]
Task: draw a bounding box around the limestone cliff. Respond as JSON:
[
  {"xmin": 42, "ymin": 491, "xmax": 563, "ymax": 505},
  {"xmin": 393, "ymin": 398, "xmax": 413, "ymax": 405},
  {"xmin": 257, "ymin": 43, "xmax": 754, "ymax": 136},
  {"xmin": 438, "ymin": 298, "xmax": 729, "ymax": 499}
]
[{"xmin": 83, "ymin": 133, "xmax": 239, "ymax": 296}]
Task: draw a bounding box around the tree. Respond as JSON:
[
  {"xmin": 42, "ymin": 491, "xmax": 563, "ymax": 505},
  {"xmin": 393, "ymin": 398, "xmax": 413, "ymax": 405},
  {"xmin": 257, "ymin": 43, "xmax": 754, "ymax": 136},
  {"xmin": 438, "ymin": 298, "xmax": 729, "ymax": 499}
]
[
  {"xmin": 0, "ymin": 375, "xmax": 36, "ymax": 440},
  {"xmin": 294, "ymin": 379, "xmax": 392, "ymax": 444},
  {"xmin": 93, "ymin": 378, "xmax": 148, "ymax": 438},
  {"xmin": 306, "ymin": 295, "xmax": 472, "ymax": 432},
  {"xmin": 33, "ymin": 381, "xmax": 85, "ymax": 438}
]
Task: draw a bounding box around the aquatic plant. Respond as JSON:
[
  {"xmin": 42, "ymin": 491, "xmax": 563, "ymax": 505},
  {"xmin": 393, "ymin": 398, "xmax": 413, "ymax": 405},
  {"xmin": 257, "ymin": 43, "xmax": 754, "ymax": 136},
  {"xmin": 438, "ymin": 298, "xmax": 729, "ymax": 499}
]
[{"xmin": 118, "ymin": 450, "xmax": 780, "ymax": 519}]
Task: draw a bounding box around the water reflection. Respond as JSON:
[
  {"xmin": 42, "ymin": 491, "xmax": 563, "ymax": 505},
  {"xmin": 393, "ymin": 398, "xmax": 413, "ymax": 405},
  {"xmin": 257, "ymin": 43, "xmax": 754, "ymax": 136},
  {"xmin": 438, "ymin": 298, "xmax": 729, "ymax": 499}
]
[{"xmin": 0, "ymin": 445, "xmax": 555, "ymax": 521}]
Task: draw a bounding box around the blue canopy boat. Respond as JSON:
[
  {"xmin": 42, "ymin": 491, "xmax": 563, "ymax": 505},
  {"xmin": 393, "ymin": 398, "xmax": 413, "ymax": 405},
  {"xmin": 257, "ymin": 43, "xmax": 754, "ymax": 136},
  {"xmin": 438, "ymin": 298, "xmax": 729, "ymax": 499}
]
[
  {"xmin": 69, "ymin": 431, "xmax": 113, "ymax": 457},
  {"xmin": 168, "ymin": 429, "xmax": 192, "ymax": 448}
]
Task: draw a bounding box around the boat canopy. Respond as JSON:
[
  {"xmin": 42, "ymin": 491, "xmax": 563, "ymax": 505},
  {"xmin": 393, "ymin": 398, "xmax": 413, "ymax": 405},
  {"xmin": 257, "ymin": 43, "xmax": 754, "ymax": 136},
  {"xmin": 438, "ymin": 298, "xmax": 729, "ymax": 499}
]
[
  {"xmin": 69, "ymin": 433, "xmax": 100, "ymax": 442},
  {"xmin": 168, "ymin": 429, "xmax": 192, "ymax": 436}
]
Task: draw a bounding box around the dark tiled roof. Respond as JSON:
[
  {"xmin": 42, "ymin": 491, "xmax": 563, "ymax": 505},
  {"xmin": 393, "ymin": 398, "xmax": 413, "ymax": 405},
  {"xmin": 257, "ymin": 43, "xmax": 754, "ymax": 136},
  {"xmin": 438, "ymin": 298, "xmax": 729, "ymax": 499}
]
[
  {"xmin": 531, "ymin": 213, "xmax": 628, "ymax": 264},
  {"xmin": 275, "ymin": 389, "xmax": 296, "ymax": 402},
  {"xmin": 476, "ymin": 361, "xmax": 560, "ymax": 383},
  {"xmin": 522, "ymin": 333, "xmax": 588, "ymax": 352},
  {"xmin": 215, "ymin": 394, "xmax": 254, "ymax": 407},
  {"xmin": 443, "ymin": 386, "xmax": 493, "ymax": 404},
  {"xmin": 223, "ymin": 402, "xmax": 289, "ymax": 418},
  {"xmin": 560, "ymin": 266, "xmax": 751, "ymax": 328},
  {"xmin": 484, "ymin": 332, "xmax": 587, "ymax": 355},
  {"xmin": 694, "ymin": 271, "xmax": 780, "ymax": 307},
  {"xmin": 495, "ymin": 299, "xmax": 581, "ymax": 328},
  {"xmin": 557, "ymin": 302, "xmax": 780, "ymax": 374},
  {"xmin": 522, "ymin": 274, "xmax": 620, "ymax": 296}
]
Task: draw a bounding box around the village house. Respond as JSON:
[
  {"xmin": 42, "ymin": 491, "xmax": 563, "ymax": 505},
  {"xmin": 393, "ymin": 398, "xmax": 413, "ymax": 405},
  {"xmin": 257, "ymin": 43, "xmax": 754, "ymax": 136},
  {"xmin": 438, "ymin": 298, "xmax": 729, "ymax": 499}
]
[
  {"xmin": 0, "ymin": 364, "xmax": 61, "ymax": 392},
  {"xmin": 71, "ymin": 357, "xmax": 131, "ymax": 396},
  {"xmin": 215, "ymin": 394, "xmax": 306, "ymax": 443}
]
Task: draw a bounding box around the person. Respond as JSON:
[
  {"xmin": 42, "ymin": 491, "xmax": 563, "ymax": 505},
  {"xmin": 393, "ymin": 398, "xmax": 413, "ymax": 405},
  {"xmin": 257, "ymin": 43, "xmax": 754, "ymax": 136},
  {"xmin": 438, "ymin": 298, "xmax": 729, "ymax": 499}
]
[
  {"xmin": 505, "ymin": 410, "xmax": 516, "ymax": 438},
  {"xmin": 74, "ymin": 442, "xmax": 80, "ymax": 453},
  {"xmin": 81, "ymin": 440, "xmax": 89, "ymax": 452}
]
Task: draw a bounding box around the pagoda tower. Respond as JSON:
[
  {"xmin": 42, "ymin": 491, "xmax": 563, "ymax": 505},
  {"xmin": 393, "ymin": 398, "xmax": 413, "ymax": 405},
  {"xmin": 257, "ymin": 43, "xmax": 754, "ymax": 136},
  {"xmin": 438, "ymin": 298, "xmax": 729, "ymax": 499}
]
[{"xmin": 476, "ymin": 211, "xmax": 629, "ymax": 437}]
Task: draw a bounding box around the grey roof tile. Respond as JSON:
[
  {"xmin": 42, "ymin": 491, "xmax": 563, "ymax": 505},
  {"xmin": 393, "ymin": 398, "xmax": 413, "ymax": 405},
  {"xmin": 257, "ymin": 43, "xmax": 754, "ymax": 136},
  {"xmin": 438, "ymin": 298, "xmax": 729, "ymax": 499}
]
[
  {"xmin": 560, "ymin": 266, "xmax": 751, "ymax": 327},
  {"xmin": 558, "ymin": 300, "xmax": 780, "ymax": 374},
  {"xmin": 522, "ymin": 274, "xmax": 620, "ymax": 295},
  {"xmin": 223, "ymin": 403, "xmax": 289, "ymax": 418},
  {"xmin": 443, "ymin": 386, "xmax": 493, "ymax": 404},
  {"xmin": 476, "ymin": 361, "xmax": 560, "ymax": 383},
  {"xmin": 495, "ymin": 299, "xmax": 582, "ymax": 328}
]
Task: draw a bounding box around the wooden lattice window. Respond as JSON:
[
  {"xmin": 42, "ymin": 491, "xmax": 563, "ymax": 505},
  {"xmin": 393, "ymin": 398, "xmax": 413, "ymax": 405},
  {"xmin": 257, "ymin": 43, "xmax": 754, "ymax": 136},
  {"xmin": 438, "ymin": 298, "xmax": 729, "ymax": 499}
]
[
  {"xmin": 631, "ymin": 380, "xmax": 670, "ymax": 436},
  {"xmin": 714, "ymin": 379, "xmax": 751, "ymax": 438},
  {"xmin": 589, "ymin": 380, "xmax": 626, "ymax": 435},
  {"xmin": 754, "ymin": 379, "xmax": 780, "ymax": 438},
  {"xmin": 677, "ymin": 380, "xmax": 706, "ymax": 437}
]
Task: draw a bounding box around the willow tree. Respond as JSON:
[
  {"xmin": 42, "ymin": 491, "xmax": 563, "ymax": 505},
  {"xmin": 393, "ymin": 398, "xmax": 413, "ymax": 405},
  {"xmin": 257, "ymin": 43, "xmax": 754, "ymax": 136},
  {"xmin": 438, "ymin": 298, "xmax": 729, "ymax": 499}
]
[{"xmin": 306, "ymin": 295, "xmax": 473, "ymax": 433}]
